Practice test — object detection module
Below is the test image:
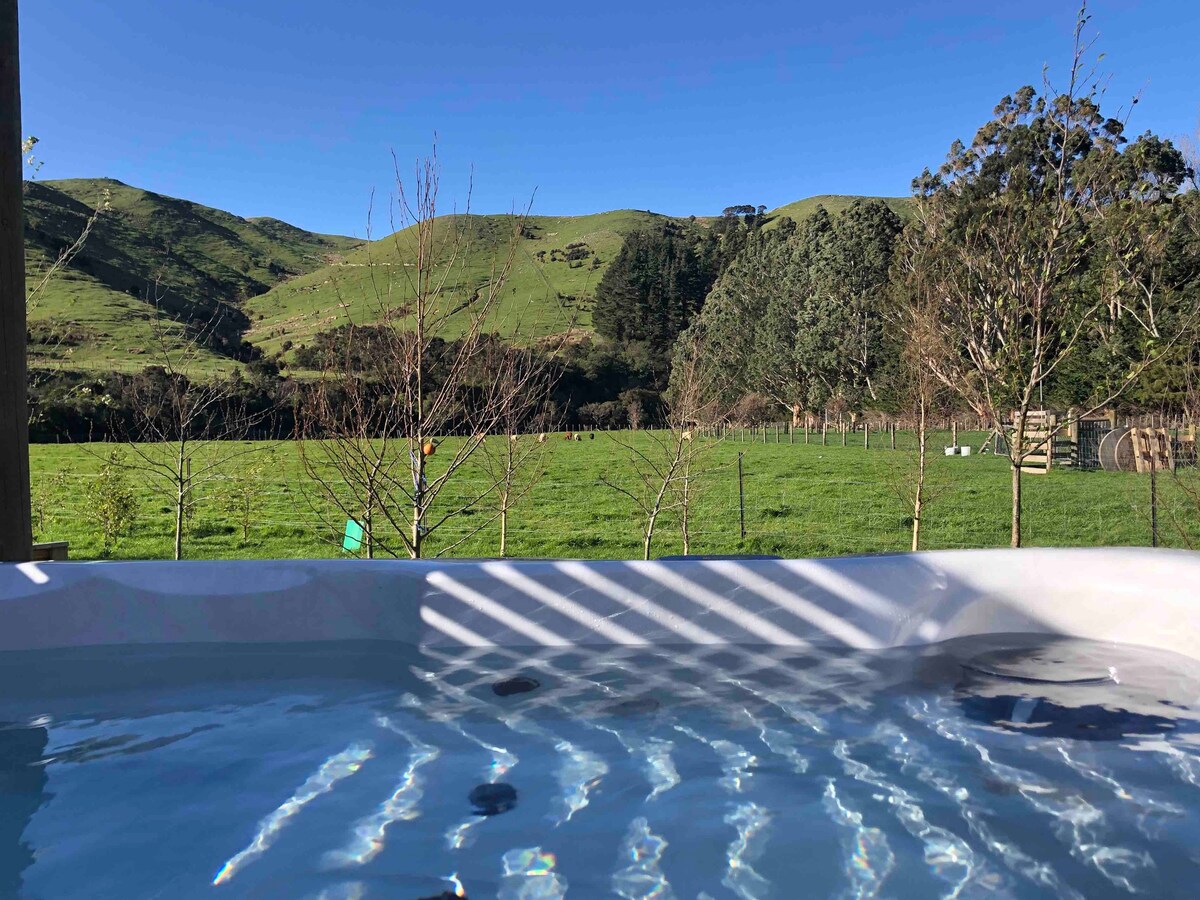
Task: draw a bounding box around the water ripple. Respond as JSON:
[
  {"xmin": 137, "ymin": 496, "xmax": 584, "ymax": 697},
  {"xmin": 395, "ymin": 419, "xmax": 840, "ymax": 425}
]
[
  {"xmin": 612, "ymin": 816, "xmax": 676, "ymax": 899},
  {"xmin": 822, "ymin": 779, "xmax": 895, "ymax": 899},
  {"xmin": 499, "ymin": 846, "xmax": 568, "ymax": 899},
  {"xmin": 675, "ymin": 724, "xmax": 757, "ymax": 793},
  {"xmin": 212, "ymin": 742, "xmax": 373, "ymax": 885},
  {"xmin": 918, "ymin": 701, "xmax": 1152, "ymax": 893},
  {"xmin": 890, "ymin": 706, "xmax": 1081, "ymax": 898},
  {"xmin": 594, "ymin": 722, "xmax": 680, "ymax": 801},
  {"xmin": 833, "ymin": 738, "xmax": 978, "ymax": 898},
  {"xmin": 1053, "ymin": 741, "xmax": 1184, "ymax": 841},
  {"xmin": 323, "ymin": 719, "xmax": 439, "ymax": 867},
  {"xmin": 552, "ymin": 739, "xmax": 608, "ymax": 825},
  {"xmin": 723, "ymin": 802, "xmax": 772, "ymax": 899}
]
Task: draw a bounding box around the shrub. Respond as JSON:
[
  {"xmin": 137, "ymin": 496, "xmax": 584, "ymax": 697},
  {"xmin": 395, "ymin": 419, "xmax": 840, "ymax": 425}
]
[{"xmin": 86, "ymin": 451, "xmax": 137, "ymax": 556}]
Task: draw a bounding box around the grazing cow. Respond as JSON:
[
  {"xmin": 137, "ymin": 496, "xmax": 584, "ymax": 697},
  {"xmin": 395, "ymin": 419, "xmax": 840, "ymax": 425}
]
[{"xmin": 537, "ymin": 433, "xmax": 547, "ymax": 443}]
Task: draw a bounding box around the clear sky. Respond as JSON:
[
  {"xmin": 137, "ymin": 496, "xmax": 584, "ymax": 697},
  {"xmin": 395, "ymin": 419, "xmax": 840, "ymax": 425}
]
[{"xmin": 19, "ymin": 0, "xmax": 1200, "ymax": 237}]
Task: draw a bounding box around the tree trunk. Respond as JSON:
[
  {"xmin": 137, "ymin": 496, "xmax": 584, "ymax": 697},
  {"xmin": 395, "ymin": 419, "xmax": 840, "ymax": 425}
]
[
  {"xmin": 411, "ymin": 452, "xmax": 425, "ymax": 559},
  {"xmin": 499, "ymin": 502, "xmax": 508, "ymax": 558},
  {"xmin": 364, "ymin": 487, "xmax": 374, "ymax": 560},
  {"xmin": 1010, "ymin": 410, "xmax": 1025, "ymax": 548},
  {"xmin": 680, "ymin": 475, "xmax": 691, "ymax": 556},
  {"xmin": 643, "ymin": 513, "xmax": 656, "ymax": 561},
  {"xmin": 912, "ymin": 397, "xmax": 927, "ymax": 552},
  {"xmin": 1010, "ymin": 462, "xmax": 1022, "ymax": 548},
  {"xmin": 174, "ymin": 480, "xmax": 185, "ymax": 561},
  {"xmin": 173, "ymin": 447, "xmax": 186, "ymax": 561},
  {"xmin": 0, "ymin": 0, "xmax": 29, "ymax": 562}
]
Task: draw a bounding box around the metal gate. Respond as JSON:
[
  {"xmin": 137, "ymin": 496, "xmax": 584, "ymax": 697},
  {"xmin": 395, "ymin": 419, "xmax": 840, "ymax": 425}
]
[{"xmin": 1077, "ymin": 419, "xmax": 1112, "ymax": 470}]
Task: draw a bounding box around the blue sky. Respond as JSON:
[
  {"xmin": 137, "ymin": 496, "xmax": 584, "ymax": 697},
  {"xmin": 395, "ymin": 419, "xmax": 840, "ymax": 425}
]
[{"xmin": 20, "ymin": 0, "xmax": 1200, "ymax": 237}]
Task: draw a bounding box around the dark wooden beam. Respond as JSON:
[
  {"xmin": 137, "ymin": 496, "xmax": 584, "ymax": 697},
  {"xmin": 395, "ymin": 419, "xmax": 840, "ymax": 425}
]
[{"xmin": 0, "ymin": 0, "xmax": 30, "ymax": 562}]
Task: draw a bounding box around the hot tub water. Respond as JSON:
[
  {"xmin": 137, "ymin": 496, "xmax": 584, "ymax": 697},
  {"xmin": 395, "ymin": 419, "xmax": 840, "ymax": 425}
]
[{"xmin": 2, "ymin": 635, "xmax": 1200, "ymax": 898}]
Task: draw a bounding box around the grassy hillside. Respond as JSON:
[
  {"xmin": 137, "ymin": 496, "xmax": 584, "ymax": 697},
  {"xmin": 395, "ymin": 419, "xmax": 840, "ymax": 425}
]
[
  {"xmin": 25, "ymin": 180, "xmax": 913, "ymax": 371},
  {"xmin": 243, "ymin": 209, "xmax": 680, "ymax": 356},
  {"xmin": 766, "ymin": 194, "xmax": 914, "ymax": 225},
  {"xmin": 24, "ymin": 178, "xmax": 362, "ymax": 372}
]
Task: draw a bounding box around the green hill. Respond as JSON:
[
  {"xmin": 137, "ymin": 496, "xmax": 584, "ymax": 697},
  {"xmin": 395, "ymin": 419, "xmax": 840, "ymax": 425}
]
[
  {"xmin": 24, "ymin": 178, "xmax": 362, "ymax": 372},
  {"xmin": 243, "ymin": 208, "xmax": 684, "ymax": 356},
  {"xmin": 24, "ymin": 180, "xmax": 913, "ymax": 371},
  {"xmin": 766, "ymin": 194, "xmax": 914, "ymax": 225}
]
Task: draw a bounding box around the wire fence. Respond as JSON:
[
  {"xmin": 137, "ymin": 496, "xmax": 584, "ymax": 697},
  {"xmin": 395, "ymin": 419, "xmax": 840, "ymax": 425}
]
[{"xmin": 28, "ymin": 427, "xmax": 1200, "ymax": 560}]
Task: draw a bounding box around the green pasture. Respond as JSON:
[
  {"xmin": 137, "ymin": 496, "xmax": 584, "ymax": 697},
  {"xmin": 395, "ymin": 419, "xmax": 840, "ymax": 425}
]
[{"xmin": 29, "ymin": 429, "xmax": 1197, "ymax": 562}]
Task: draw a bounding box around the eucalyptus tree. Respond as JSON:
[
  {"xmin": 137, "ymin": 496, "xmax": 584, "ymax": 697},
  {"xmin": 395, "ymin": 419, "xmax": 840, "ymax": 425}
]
[
  {"xmin": 903, "ymin": 12, "xmax": 1196, "ymax": 546},
  {"xmin": 682, "ymin": 200, "xmax": 901, "ymax": 424}
]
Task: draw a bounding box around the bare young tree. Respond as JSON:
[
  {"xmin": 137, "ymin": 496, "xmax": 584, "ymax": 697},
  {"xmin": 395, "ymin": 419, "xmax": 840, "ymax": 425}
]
[
  {"xmin": 473, "ymin": 346, "xmax": 560, "ymax": 557},
  {"xmin": 298, "ymin": 145, "xmax": 570, "ymax": 558},
  {"xmin": 106, "ymin": 300, "xmax": 271, "ymax": 559},
  {"xmin": 602, "ymin": 328, "xmax": 727, "ymax": 559},
  {"xmin": 889, "ymin": 234, "xmax": 953, "ymax": 551},
  {"xmin": 905, "ymin": 10, "xmax": 1196, "ymax": 546}
]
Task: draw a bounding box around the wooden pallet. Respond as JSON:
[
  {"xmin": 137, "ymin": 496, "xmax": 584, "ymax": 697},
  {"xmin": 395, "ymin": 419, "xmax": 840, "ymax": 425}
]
[
  {"xmin": 1018, "ymin": 411, "xmax": 1057, "ymax": 473},
  {"xmin": 1130, "ymin": 427, "xmax": 1174, "ymax": 474}
]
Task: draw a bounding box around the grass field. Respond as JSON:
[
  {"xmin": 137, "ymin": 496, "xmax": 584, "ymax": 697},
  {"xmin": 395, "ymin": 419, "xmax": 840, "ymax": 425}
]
[{"xmin": 29, "ymin": 430, "xmax": 1198, "ymax": 562}]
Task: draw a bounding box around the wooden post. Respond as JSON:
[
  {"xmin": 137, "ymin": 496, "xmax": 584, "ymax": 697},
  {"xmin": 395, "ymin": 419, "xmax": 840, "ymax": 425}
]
[
  {"xmin": 951, "ymin": 420, "xmax": 958, "ymax": 447},
  {"xmin": 864, "ymin": 422, "xmax": 869, "ymax": 449},
  {"xmin": 841, "ymin": 421, "xmax": 846, "ymax": 447},
  {"xmin": 1150, "ymin": 453, "xmax": 1158, "ymax": 547},
  {"xmin": 0, "ymin": 0, "xmax": 29, "ymax": 562},
  {"xmin": 890, "ymin": 422, "xmax": 896, "ymax": 450},
  {"xmin": 737, "ymin": 452, "xmax": 746, "ymax": 541},
  {"xmin": 804, "ymin": 420, "xmax": 809, "ymax": 444},
  {"xmin": 821, "ymin": 422, "xmax": 827, "ymax": 446}
]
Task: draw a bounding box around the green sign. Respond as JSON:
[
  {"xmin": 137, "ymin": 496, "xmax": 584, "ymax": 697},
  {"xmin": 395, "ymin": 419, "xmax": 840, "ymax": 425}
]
[{"xmin": 342, "ymin": 519, "xmax": 365, "ymax": 552}]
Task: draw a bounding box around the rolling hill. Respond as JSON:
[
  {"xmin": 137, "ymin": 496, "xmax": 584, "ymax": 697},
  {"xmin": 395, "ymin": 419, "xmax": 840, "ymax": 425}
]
[
  {"xmin": 766, "ymin": 194, "xmax": 913, "ymax": 224},
  {"xmin": 243, "ymin": 209, "xmax": 683, "ymax": 356},
  {"xmin": 24, "ymin": 178, "xmax": 362, "ymax": 372},
  {"xmin": 24, "ymin": 181, "xmax": 912, "ymax": 372}
]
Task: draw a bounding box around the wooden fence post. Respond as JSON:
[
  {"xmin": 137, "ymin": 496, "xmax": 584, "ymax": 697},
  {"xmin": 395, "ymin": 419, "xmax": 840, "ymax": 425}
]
[{"xmin": 737, "ymin": 452, "xmax": 746, "ymax": 541}]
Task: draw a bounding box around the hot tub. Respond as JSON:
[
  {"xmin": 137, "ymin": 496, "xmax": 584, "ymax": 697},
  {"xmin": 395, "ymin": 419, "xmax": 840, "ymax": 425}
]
[{"xmin": 2, "ymin": 549, "xmax": 1198, "ymax": 898}]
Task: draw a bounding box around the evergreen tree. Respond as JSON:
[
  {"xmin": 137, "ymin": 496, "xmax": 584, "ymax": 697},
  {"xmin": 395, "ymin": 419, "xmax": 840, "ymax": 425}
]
[
  {"xmin": 684, "ymin": 200, "xmax": 902, "ymax": 419},
  {"xmin": 592, "ymin": 223, "xmax": 718, "ymax": 352}
]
